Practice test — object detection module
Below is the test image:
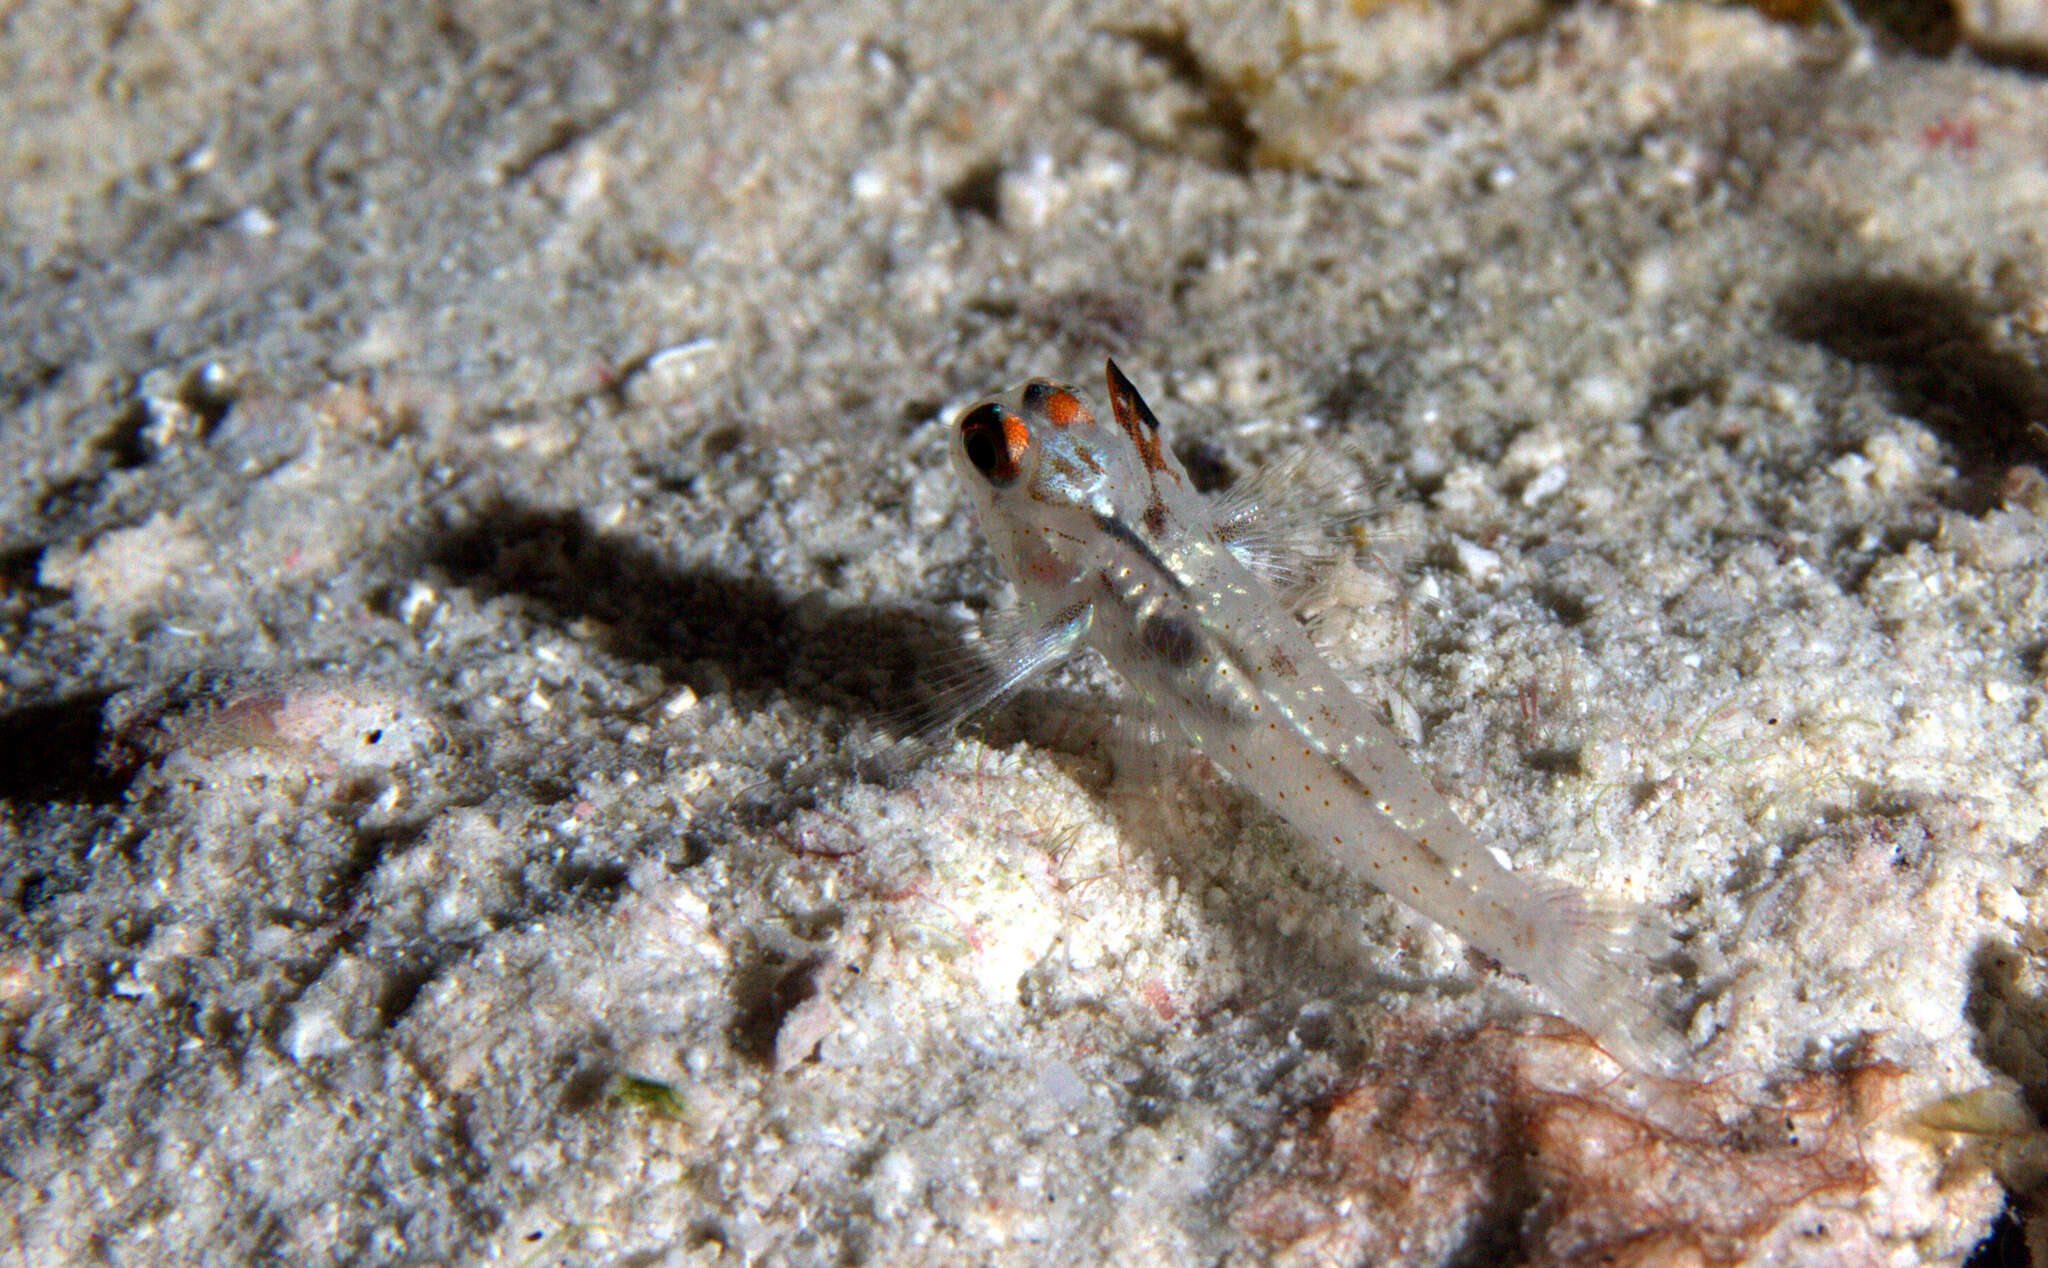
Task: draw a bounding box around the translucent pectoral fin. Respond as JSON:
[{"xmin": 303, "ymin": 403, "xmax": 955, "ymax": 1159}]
[
  {"xmin": 931, "ymin": 603, "xmax": 1093, "ymax": 737},
  {"xmin": 861, "ymin": 603, "xmax": 1093, "ymax": 781}
]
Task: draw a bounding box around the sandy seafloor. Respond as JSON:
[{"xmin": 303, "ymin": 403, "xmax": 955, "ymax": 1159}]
[{"xmin": 5, "ymin": 0, "xmax": 2048, "ymax": 1263}]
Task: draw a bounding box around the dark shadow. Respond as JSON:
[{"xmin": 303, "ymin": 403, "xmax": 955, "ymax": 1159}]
[
  {"xmin": 1777, "ymin": 276, "xmax": 2048, "ymax": 504},
  {"xmin": 1310, "ymin": 341, "xmax": 1420, "ymax": 437},
  {"xmin": 424, "ymin": 500, "xmax": 974, "ymax": 734},
  {"xmin": 1176, "ymin": 436, "xmax": 1237, "ymax": 495},
  {"xmin": 1969, "ymin": 40, "xmax": 2048, "ymax": 75},
  {"xmin": 1852, "ymin": 0, "xmax": 1961, "ymax": 57},
  {"xmin": 1964, "ymin": 1205, "xmax": 2027, "ymax": 1268},
  {"xmin": 1965, "ymin": 939, "xmax": 2048, "ymax": 1268},
  {"xmin": 0, "ymin": 691, "xmax": 127, "ymax": 804},
  {"xmin": 2022, "ymin": 639, "xmax": 2047, "ymax": 680},
  {"xmin": 943, "ymin": 157, "xmax": 1005, "ymax": 221},
  {"xmin": 1967, "ymin": 939, "xmax": 2048, "ymax": 1119},
  {"xmin": 727, "ymin": 949, "xmax": 830, "ymax": 1068},
  {"xmin": 372, "ymin": 943, "xmax": 459, "ymax": 1032},
  {"xmin": 0, "ymin": 544, "xmax": 42, "ymax": 591},
  {"xmin": 1523, "ymin": 746, "xmax": 1584, "ymax": 777},
  {"xmin": 1091, "ymin": 23, "xmax": 1258, "ymax": 175},
  {"xmin": 556, "ymin": 1062, "xmax": 617, "ymax": 1114},
  {"xmin": 94, "ymin": 400, "xmax": 154, "ymax": 470}
]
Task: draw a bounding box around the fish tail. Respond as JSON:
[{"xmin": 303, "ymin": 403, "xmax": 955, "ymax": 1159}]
[{"xmin": 1508, "ymin": 878, "xmax": 1688, "ymax": 1071}]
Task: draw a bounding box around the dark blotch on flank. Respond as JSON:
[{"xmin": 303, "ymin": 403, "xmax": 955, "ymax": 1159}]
[{"xmin": 1140, "ymin": 613, "xmax": 1201, "ymax": 668}]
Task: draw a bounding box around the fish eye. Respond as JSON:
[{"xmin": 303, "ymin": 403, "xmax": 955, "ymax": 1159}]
[
  {"xmin": 1022, "ymin": 379, "xmax": 1090, "ymax": 428},
  {"xmin": 958, "ymin": 401, "xmax": 1027, "ymax": 487}
]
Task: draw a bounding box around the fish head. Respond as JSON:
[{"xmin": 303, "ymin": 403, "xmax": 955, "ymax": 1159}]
[{"xmin": 951, "ymin": 361, "xmax": 1182, "ymax": 594}]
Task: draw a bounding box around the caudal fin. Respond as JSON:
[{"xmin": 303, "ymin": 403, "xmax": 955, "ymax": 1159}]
[{"xmin": 1507, "ymin": 880, "xmax": 1689, "ymax": 1071}]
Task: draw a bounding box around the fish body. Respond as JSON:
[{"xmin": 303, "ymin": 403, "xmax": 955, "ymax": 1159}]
[{"xmin": 948, "ymin": 361, "xmax": 1674, "ymax": 1065}]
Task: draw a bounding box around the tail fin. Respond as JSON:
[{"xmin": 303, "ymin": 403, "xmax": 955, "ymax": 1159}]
[{"xmin": 1506, "ymin": 879, "xmax": 1689, "ymax": 1072}]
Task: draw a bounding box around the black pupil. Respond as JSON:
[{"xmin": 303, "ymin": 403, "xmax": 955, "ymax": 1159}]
[
  {"xmin": 965, "ymin": 426, "xmax": 999, "ymax": 473},
  {"xmin": 961, "ymin": 404, "xmax": 1008, "ymax": 479}
]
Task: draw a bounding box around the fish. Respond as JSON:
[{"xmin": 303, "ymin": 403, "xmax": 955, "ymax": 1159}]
[{"xmin": 941, "ymin": 358, "xmax": 1681, "ymax": 1068}]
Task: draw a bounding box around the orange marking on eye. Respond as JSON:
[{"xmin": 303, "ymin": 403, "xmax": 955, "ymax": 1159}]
[
  {"xmin": 1002, "ymin": 414, "xmax": 1032, "ymax": 458},
  {"xmin": 1044, "ymin": 389, "xmax": 1091, "ymax": 428}
]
